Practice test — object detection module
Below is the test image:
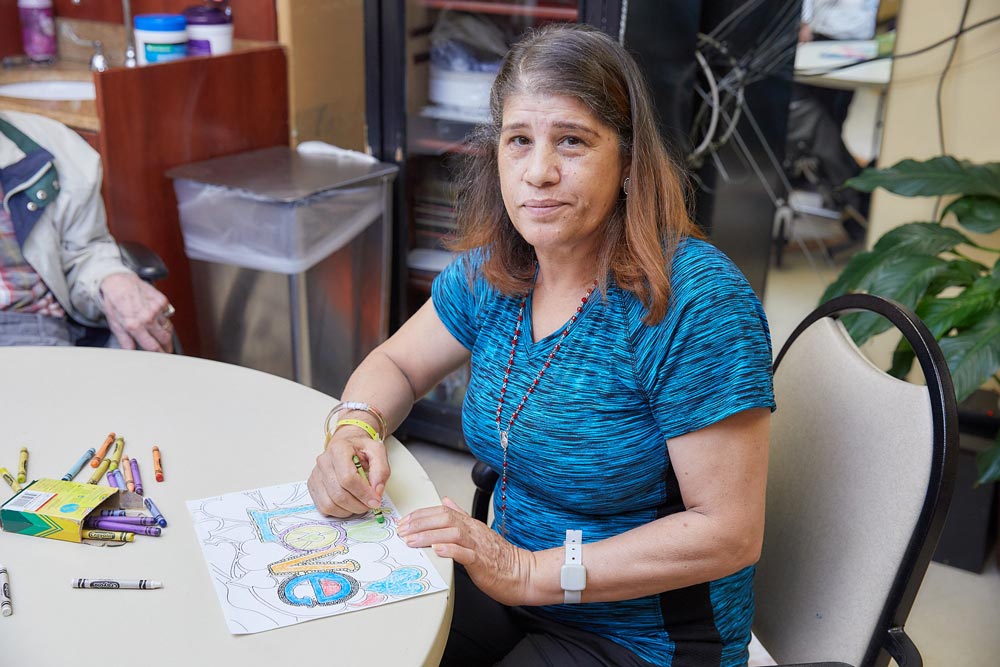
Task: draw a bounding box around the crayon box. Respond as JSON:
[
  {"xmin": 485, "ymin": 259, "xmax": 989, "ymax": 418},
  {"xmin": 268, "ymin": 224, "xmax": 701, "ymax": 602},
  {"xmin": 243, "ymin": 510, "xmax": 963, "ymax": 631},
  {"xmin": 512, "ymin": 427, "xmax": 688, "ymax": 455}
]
[{"xmin": 0, "ymin": 478, "xmax": 144, "ymax": 543}]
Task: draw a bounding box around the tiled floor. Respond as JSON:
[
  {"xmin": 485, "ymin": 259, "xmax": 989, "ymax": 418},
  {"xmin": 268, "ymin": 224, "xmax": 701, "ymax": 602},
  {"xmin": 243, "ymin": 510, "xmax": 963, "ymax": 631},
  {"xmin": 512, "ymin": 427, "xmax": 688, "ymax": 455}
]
[{"xmin": 402, "ymin": 245, "xmax": 1000, "ymax": 666}]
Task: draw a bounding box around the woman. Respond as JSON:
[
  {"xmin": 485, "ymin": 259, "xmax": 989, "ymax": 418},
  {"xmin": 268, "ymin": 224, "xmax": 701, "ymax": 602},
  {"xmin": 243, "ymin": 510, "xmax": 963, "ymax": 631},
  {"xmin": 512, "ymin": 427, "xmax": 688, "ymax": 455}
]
[{"xmin": 308, "ymin": 24, "xmax": 774, "ymax": 667}]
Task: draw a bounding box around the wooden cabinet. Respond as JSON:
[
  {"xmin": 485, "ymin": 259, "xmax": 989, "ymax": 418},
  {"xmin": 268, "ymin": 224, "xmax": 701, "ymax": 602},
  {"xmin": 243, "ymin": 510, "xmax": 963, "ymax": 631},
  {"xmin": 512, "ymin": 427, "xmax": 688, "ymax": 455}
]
[{"xmin": 94, "ymin": 46, "xmax": 289, "ymax": 354}]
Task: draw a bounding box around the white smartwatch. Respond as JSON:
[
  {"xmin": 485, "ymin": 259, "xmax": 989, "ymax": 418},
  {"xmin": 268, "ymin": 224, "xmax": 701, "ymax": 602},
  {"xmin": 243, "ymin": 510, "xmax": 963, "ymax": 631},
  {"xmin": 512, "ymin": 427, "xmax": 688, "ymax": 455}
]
[{"xmin": 560, "ymin": 529, "xmax": 586, "ymax": 604}]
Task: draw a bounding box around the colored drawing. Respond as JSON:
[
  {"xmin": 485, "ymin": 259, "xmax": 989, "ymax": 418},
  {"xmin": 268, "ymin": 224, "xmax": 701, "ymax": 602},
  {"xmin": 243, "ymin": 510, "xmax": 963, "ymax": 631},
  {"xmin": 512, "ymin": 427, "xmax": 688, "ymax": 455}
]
[{"xmin": 186, "ymin": 481, "xmax": 447, "ymax": 635}]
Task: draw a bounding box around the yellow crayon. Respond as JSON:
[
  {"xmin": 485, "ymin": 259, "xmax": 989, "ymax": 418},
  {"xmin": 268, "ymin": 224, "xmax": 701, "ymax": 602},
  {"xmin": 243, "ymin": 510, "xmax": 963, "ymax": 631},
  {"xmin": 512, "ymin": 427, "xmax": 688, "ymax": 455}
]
[
  {"xmin": 82, "ymin": 529, "xmax": 135, "ymax": 542},
  {"xmin": 121, "ymin": 456, "xmax": 135, "ymax": 492},
  {"xmin": 108, "ymin": 437, "xmax": 125, "ymax": 471},
  {"xmin": 88, "ymin": 458, "xmax": 111, "ymax": 485},
  {"xmin": 0, "ymin": 467, "xmax": 21, "ymax": 493},
  {"xmin": 17, "ymin": 447, "xmax": 28, "ymax": 484},
  {"xmin": 91, "ymin": 432, "xmax": 115, "ymax": 468}
]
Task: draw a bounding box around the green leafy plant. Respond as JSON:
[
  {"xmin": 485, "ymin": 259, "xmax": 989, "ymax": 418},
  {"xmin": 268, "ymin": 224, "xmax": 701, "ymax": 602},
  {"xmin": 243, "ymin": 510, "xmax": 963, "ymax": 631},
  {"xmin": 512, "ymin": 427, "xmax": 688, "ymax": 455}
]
[{"xmin": 822, "ymin": 156, "xmax": 1000, "ymax": 485}]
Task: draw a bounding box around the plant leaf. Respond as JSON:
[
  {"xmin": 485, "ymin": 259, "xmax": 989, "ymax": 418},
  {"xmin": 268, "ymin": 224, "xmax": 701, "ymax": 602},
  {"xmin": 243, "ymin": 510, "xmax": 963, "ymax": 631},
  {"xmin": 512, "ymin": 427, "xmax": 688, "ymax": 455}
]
[
  {"xmin": 888, "ymin": 338, "xmax": 916, "ymax": 379},
  {"xmin": 845, "ymin": 157, "xmax": 1000, "ymax": 198},
  {"xmin": 841, "ymin": 255, "xmax": 951, "ymax": 344},
  {"xmin": 820, "ymin": 250, "xmax": 893, "ymax": 303},
  {"xmin": 871, "ymin": 222, "xmax": 973, "ymax": 256},
  {"xmin": 975, "ymin": 437, "xmax": 1000, "ymax": 486},
  {"xmin": 943, "ymin": 195, "xmax": 1000, "ymax": 234},
  {"xmin": 937, "ymin": 310, "xmax": 1000, "ymax": 402},
  {"xmin": 925, "ymin": 258, "xmax": 987, "ymax": 296},
  {"xmin": 916, "ymin": 274, "xmax": 1000, "ymax": 338}
]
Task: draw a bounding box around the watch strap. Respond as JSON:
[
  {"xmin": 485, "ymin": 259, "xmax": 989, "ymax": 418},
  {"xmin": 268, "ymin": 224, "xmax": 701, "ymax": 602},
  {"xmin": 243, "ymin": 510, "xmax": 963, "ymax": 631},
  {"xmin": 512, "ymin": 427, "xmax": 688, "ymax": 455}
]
[{"xmin": 563, "ymin": 529, "xmax": 584, "ymax": 604}]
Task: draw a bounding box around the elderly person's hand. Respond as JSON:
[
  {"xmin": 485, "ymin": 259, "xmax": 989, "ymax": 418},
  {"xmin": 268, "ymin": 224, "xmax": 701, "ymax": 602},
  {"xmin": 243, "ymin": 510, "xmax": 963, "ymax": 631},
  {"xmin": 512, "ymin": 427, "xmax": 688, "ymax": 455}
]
[
  {"xmin": 309, "ymin": 431, "xmax": 390, "ymax": 518},
  {"xmin": 98, "ymin": 272, "xmax": 173, "ymax": 352},
  {"xmin": 397, "ymin": 497, "xmax": 537, "ymax": 606}
]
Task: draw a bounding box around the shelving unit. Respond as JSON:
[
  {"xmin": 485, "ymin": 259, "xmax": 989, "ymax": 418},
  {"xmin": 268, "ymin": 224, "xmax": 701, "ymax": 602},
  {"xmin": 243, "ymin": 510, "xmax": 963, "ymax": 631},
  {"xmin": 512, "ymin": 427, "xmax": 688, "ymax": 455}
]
[
  {"xmin": 365, "ymin": 0, "xmax": 619, "ymax": 450},
  {"xmin": 419, "ymin": 0, "xmax": 578, "ymax": 20}
]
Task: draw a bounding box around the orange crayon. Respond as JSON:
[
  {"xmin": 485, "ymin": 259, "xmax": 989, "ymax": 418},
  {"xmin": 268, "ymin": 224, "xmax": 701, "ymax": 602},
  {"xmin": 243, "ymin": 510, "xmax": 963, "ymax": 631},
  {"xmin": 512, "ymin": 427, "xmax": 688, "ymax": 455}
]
[
  {"xmin": 90, "ymin": 433, "xmax": 115, "ymax": 468},
  {"xmin": 152, "ymin": 446, "xmax": 164, "ymax": 482}
]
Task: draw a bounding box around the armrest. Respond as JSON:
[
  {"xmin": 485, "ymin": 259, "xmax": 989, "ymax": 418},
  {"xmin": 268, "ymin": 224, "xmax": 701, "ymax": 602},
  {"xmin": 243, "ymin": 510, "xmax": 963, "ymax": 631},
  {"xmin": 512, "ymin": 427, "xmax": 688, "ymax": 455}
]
[
  {"xmin": 118, "ymin": 241, "xmax": 168, "ymax": 283},
  {"xmin": 471, "ymin": 461, "xmax": 499, "ymax": 524}
]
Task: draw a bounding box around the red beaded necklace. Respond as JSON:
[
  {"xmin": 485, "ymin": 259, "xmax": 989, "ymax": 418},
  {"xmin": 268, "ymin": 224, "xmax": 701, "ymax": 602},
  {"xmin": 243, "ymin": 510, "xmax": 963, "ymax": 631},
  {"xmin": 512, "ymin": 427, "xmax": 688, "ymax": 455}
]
[{"xmin": 495, "ymin": 277, "xmax": 598, "ymax": 536}]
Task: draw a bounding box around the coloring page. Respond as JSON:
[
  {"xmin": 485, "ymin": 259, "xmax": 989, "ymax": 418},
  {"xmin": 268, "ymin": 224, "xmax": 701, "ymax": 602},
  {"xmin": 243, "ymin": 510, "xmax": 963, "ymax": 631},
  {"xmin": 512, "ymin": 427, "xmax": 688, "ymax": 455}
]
[{"xmin": 187, "ymin": 481, "xmax": 447, "ymax": 634}]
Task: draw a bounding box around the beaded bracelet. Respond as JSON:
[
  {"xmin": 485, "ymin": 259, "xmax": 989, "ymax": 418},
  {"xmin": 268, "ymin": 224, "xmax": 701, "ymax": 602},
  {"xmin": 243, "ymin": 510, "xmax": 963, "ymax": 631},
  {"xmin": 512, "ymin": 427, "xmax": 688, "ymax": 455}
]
[
  {"xmin": 324, "ymin": 401, "xmax": 388, "ymax": 442},
  {"xmin": 335, "ymin": 418, "xmax": 380, "ymax": 441}
]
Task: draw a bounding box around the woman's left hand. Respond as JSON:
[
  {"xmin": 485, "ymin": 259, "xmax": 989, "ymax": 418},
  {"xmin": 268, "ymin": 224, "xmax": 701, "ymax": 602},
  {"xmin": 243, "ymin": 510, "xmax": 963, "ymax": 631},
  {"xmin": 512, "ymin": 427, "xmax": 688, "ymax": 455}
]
[{"xmin": 397, "ymin": 497, "xmax": 536, "ymax": 606}]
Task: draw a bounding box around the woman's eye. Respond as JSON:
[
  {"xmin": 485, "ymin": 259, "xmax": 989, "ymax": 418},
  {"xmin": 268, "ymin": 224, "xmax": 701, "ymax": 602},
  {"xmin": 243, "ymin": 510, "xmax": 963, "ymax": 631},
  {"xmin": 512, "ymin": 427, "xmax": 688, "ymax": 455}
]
[
  {"xmin": 561, "ymin": 136, "xmax": 584, "ymax": 147},
  {"xmin": 511, "ymin": 136, "xmax": 530, "ymax": 147}
]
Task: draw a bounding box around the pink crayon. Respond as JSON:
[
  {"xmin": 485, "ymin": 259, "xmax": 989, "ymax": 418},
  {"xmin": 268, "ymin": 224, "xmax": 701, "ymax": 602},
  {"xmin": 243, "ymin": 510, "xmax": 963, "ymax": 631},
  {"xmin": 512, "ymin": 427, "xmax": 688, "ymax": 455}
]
[{"xmin": 130, "ymin": 458, "xmax": 144, "ymax": 495}]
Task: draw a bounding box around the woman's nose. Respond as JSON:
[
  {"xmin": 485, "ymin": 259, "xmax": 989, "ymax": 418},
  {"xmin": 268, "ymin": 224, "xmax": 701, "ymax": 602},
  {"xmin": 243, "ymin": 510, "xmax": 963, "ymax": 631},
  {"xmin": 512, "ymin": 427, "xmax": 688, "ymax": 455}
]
[{"xmin": 524, "ymin": 145, "xmax": 560, "ymax": 186}]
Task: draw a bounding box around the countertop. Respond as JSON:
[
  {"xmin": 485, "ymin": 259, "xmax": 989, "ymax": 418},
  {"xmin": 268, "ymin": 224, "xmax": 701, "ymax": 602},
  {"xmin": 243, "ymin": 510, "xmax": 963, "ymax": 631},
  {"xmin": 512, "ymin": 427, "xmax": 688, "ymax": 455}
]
[{"xmin": 0, "ymin": 60, "xmax": 98, "ymax": 132}]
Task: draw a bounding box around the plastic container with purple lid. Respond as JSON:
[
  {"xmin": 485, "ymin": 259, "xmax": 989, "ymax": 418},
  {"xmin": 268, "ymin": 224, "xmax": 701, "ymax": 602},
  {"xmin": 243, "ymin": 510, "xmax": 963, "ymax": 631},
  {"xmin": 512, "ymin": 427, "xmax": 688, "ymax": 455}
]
[{"xmin": 183, "ymin": 4, "xmax": 233, "ymax": 57}]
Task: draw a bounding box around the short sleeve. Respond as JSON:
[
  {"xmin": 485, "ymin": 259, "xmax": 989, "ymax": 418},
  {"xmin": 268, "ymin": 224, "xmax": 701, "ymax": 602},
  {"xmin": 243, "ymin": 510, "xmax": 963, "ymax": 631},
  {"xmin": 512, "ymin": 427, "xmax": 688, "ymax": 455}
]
[
  {"xmin": 431, "ymin": 251, "xmax": 481, "ymax": 351},
  {"xmin": 637, "ymin": 240, "xmax": 775, "ymax": 440}
]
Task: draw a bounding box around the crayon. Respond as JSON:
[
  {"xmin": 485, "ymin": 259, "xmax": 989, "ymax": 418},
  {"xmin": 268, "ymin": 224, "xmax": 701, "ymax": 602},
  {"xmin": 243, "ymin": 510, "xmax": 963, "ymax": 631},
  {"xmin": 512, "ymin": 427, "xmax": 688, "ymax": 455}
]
[
  {"xmin": 88, "ymin": 458, "xmax": 111, "ymax": 485},
  {"xmin": 0, "ymin": 564, "xmax": 11, "ymax": 616},
  {"xmin": 84, "ymin": 520, "xmax": 161, "ymax": 536},
  {"xmin": 108, "ymin": 437, "xmax": 124, "ymax": 472},
  {"xmin": 63, "ymin": 448, "xmax": 96, "ymax": 481},
  {"xmin": 0, "ymin": 468, "xmax": 20, "ymax": 493},
  {"xmin": 107, "ymin": 471, "xmax": 122, "ymax": 489},
  {"xmin": 87, "ymin": 515, "xmax": 159, "ymax": 526},
  {"xmin": 72, "ymin": 579, "xmax": 162, "ymax": 590},
  {"xmin": 91, "ymin": 433, "xmax": 115, "ymax": 468},
  {"xmin": 130, "ymin": 457, "xmax": 143, "ymax": 495},
  {"xmin": 352, "ymin": 455, "xmax": 385, "ymax": 524},
  {"xmin": 121, "ymin": 456, "xmax": 135, "ymax": 492},
  {"xmin": 144, "ymin": 497, "xmax": 167, "ymax": 527},
  {"xmin": 97, "ymin": 509, "xmax": 147, "ymax": 517},
  {"xmin": 112, "ymin": 469, "xmax": 127, "ymax": 489},
  {"xmin": 81, "ymin": 529, "xmax": 135, "ymax": 542},
  {"xmin": 152, "ymin": 445, "xmax": 164, "ymax": 482},
  {"xmin": 17, "ymin": 447, "xmax": 28, "ymax": 484}
]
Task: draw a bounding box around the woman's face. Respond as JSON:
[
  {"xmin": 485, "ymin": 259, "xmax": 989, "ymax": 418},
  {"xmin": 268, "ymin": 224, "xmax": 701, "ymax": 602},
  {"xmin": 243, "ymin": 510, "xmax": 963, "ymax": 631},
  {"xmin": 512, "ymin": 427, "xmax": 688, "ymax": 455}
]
[{"xmin": 498, "ymin": 93, "xmax": 628, "ymax": 261}]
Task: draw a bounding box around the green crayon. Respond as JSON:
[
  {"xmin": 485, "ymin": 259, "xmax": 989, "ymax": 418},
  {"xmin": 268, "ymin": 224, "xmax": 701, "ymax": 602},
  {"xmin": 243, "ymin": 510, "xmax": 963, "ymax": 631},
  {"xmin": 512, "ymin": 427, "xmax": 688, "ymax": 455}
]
[{"xmin": 351, "ymin": 455, "xmax": 385, "ymax": 524}]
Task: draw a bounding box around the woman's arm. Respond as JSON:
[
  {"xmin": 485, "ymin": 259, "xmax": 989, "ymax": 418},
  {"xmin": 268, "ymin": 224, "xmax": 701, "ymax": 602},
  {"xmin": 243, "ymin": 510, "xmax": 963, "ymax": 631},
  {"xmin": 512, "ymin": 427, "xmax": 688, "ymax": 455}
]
[
  {"xmin": 308, "ymin": 298, "xmax": 470, "ymax": 517},
  {"xmin": 397, "ymin": 407, "xmax": 769, "ymax": 606}
]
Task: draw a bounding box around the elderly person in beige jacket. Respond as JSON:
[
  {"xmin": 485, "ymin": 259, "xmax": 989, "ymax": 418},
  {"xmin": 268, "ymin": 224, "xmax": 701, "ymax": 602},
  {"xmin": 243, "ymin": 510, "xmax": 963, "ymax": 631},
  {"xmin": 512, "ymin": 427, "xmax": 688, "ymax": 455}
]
[{"xmin": 0, "ymin": 110, "xmax": 173, "ymax": 351}]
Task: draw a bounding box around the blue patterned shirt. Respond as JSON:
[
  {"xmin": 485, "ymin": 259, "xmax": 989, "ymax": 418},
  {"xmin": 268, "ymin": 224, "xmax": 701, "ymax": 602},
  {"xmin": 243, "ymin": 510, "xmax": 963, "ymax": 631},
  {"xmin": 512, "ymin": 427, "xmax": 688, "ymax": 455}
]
[{"xmin": 432, "ymin": 238, "xmax": 775, "ymax": 667}]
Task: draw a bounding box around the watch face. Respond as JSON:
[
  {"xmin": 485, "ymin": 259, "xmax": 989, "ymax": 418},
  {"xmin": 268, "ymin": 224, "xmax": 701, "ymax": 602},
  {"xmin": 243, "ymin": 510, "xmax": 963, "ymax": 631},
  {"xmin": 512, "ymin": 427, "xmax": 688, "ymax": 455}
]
[{"xmin": 560, "ymin": 564, "xmax": 587, "ymax": 591}]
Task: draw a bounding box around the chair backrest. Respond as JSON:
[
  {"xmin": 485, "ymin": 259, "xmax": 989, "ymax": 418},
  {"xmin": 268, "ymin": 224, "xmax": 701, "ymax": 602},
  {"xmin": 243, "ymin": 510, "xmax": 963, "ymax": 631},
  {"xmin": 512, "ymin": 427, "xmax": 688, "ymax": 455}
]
[{"xmin": 753, "ymin": 294, "xmax": 957, "ymax": 667}]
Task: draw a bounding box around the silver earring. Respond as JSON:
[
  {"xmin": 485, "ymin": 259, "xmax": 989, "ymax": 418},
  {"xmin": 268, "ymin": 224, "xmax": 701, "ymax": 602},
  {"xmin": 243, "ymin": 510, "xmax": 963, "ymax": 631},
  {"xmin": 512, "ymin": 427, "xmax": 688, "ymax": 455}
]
[{"xmin": 623, "ymin": 177, "xmax": 631, "ymax": 197}]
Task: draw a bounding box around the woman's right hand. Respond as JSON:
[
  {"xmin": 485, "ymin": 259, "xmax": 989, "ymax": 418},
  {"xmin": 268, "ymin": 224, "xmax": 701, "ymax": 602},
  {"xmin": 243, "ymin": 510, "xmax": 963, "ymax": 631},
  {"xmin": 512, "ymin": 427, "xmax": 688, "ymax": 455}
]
[{"xmin": 308, "ymin": 431, "xmax": 390, "ymax": 517}]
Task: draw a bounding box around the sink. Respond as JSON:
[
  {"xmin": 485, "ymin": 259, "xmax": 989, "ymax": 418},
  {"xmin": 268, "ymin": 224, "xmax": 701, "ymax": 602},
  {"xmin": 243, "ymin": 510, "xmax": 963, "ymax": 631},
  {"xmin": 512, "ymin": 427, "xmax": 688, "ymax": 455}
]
[{"xmin": 0, "ymin": 80, "xmax": 96, "ymax": 101}]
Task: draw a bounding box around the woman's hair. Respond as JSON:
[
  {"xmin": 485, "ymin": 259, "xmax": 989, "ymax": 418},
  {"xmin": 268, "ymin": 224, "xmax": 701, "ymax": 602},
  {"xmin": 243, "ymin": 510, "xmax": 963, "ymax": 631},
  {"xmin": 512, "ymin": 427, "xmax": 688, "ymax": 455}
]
[{"xmin": 448, "ymin": 22, "xmax": 703, "ymax": 324}]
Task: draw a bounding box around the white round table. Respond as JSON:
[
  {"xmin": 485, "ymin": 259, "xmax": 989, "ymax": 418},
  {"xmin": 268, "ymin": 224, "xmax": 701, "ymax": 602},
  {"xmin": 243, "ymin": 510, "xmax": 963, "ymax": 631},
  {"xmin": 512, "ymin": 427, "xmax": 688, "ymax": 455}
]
[{"xmin": 0, "ymin": 347, "xmax": 453, "ymax": 666}]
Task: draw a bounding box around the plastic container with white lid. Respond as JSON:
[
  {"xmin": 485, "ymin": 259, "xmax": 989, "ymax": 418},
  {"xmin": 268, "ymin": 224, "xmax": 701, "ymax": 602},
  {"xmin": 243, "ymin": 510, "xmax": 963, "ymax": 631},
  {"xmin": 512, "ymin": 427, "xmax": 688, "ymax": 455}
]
[{"xmin": 133, "ymin": 14, "xmax": 188, "ymax": 65}]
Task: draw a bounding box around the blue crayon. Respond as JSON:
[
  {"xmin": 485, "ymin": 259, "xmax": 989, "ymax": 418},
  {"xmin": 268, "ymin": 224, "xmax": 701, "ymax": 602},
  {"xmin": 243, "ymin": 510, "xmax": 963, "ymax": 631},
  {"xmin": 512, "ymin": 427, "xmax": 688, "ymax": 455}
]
[
  {"xmin": 130, "ymin": 458, "xmax": 144, "ymax": 495},
  {"xmin": 144, "ymin": 497, "xmax": 167, "ymax": 527},
  {"xmin": 107, "ymin": 471, "xmax": 123, "ymax": 489},
  {"xmin": 62, "ymin": 448, "xmax": 96, "ymax": 482},
  {"xmin": 112, "ymin": 469, "xmax": 126, "ymax": 489}
]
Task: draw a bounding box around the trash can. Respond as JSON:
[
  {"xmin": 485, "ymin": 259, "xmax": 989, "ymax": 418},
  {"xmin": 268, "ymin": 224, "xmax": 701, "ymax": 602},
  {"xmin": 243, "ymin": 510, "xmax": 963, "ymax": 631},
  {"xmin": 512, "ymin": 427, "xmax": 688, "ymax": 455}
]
[{"xmin": 166, "ymin": 145, "xmax": 398, "ymax": 398}]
